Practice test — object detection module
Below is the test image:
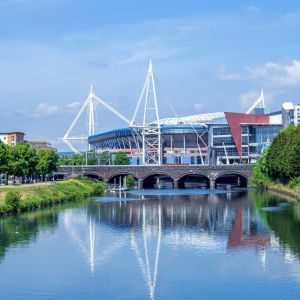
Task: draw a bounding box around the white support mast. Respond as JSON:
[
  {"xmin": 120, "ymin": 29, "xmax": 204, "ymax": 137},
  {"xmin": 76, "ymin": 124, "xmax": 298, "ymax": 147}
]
[
  {"xmin": 130, "ymin": 60, "xmax": 162, "ymax": 165},
  {"xmin": 61, "ymin": 85, "xmax": 130, "ymax": 153},
  {"xmin": 246, "ymin": 88, "xmax": 265, "ymax": 114}
]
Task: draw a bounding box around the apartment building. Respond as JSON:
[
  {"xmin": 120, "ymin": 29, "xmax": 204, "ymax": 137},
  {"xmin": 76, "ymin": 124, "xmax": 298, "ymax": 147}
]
[{"xmin": 0, "ymin": 132, "xmax": 25, "ymax": 146}]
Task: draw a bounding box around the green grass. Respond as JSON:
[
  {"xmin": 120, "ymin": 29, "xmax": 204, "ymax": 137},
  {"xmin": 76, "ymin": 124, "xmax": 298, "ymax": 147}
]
[{"xmin": 0, "ymin": 179, "xmax": 106, "ymax": 216}]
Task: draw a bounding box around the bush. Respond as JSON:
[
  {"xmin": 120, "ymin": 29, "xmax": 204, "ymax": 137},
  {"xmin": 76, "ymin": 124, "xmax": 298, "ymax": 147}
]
[
  {"xmin": 250, "ymin": 149, "xmax": 270, "ymax": 188},
  {"xmin": 125, "ymin": 175, "xmax": 136, "ymax": 189},
  {"xmin": 288, "ymin": 177, "xmax": 300, "ymax": 189},
  {"xmin": 5, "ymin": 190, "xmax": 21, "ymax": 211}
]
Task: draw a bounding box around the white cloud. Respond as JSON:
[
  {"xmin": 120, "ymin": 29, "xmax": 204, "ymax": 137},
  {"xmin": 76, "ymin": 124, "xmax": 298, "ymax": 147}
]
[
  {"xmin": 246, "ymin": 5, "xmax": 261, "ymax": 13},
  {"xmin": 239, "ymin": 90, "xmax": 260, "ymax": 109},
  {"xmin": 14, "ymin": 101, "xmax": 86, "ymax": 119},
  {"xmin": 0, "ymin": 0, "xmax": 61, "ymax": 6},
  {"xmin": 193, "ymin": 103, "xmax": 203, "ymax": 112},
  {"xmin": 280, "ymin": 13, "xmax": 299, "ymax": 24},
  {"xmin": 217, "ymin": 60, "xmax": 300, "ymax": 88},
  {"xmin": 29, "ymin": 102, "xmax": 62, "ymax": 118},
  {"xmin": 215, "ymin": 66, "xmax": 242, "ymax": 81},
  {"xmin": 67, "ymin": 101, "xmax": 82, "ymax": 112},
  {"xmin": 247, "ymin": 60, "xmax": 300, "ymax": 87}
]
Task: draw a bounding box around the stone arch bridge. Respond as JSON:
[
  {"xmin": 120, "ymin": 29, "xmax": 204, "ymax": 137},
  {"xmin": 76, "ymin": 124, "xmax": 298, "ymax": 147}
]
[{"xmin": 58, "ymin": 165, "xmax": 253, "ymax": 189}]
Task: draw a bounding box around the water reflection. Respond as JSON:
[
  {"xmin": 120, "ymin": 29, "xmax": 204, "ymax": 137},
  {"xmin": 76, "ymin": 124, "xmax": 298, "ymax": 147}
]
[
  {"xmin": 81, "ymin": 191, "xmax": 272, "ymax": 299},
  {"xmin": 1, "ymin": 190, "xmax": 300, "ymax": 299},
  {"xmin": 0, "ymin": 207, "xmax": 59, "ymax": 261}
]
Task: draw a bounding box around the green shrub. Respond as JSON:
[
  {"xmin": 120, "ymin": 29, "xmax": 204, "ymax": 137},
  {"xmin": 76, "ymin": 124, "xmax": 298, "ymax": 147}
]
[
  {"xmin": 288, "ymin": 177, "xmax": 300, "ymax": 189},
  {"xmin": 5, "ymin": 190, "xmax": 21, "ymax": 211},
  {"xmin": 125, "ymin": 175, "xmax": 136, "ymax": 189}
]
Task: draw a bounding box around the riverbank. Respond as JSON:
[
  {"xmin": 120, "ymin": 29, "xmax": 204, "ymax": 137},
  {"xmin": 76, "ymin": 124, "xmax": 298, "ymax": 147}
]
[
  {"xmin": 251, "ymin": 177, "xmax": 300, "ymax": 201},
  {"xmin": 265, "ymin": 182, "xmax": 300, "ymax": 201},
  {"xmin": 0, "ymin": 179, "xmax": 106, "ymax": 216}
]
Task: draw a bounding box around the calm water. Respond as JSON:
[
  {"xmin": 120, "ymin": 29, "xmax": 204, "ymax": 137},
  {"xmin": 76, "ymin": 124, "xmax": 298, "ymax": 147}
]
[{"xmin": 1, "ymin": 189, "xmax": 300, "ymax": 299}]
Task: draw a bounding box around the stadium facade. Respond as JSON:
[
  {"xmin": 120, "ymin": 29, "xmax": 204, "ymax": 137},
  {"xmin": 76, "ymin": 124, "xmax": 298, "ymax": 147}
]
[{"xmin": 88, "ymin": 104, "xmax": 298, "ymax": 165}]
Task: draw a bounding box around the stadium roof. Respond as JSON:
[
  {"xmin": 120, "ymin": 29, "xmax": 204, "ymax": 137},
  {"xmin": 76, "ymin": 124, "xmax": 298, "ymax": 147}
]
[{"xmin": 157, "ymin": 112, "xmax": 225, "ymax": 125}]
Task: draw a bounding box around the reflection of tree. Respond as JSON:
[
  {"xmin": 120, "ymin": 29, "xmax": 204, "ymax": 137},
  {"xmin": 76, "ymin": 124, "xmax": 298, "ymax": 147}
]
[
  {"xmin": 252, "ymin": 190, "xmax": 300, "ymax": 259},
  {"xmin": 0, "ymin": 201, "xmax": 83, "ymax": 262}
]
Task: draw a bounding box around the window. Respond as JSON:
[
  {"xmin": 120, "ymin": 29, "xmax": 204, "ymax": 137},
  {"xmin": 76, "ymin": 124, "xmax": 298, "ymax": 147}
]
[
  {"xmin": 241, "ymin": 126, "xmax": 248, "ymax": 134},
  {"xmin": 213, "ymin": 126, "xmax": 231, "ymax": 135},
  {"xmin": 248, "ymin": 125, "xmax": 281, "ymax": 144},
  {"xmin": 213, "ymin": 136, "xmax": 235, "ymax": 146}
]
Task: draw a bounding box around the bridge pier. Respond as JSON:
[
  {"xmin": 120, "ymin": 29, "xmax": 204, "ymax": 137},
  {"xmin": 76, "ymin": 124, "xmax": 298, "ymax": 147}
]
[
  {"xmin": 210, "ymin": 179, "xmax": 215, "ymax": 190},
  {"xmin": 138, "ymin": 179, "xmax": 143, "ymax": 190},
  {"xmin": 173, "ymin": 179, "xmax": 179, "ymax": 189}
]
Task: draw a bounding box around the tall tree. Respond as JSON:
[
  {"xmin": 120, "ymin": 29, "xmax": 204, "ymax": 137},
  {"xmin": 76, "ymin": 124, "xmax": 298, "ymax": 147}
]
[
  {"xmin": 7, "ymin": 146, "xmax": 27, "ymax": 181},
  {"xmin": 0, "ymin": 142, "xmax": 9, "ymax": 183},
  {"xmin": 36, "ymin": 149, "xmax": 59, "ymax": 181},
  {"xmin": 114, "ymin": 151, "xmax": 130, "ymax": 165}
]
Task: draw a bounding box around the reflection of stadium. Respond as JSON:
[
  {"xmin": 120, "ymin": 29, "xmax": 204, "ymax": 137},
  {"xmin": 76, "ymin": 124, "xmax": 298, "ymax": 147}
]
[
  {"xmin": 86, "ymin": 192, "xmax": 270, "ymax": 246},
  {"xmin": 65, "ymin": 192, "xmax": 300, "ymax": 300}
]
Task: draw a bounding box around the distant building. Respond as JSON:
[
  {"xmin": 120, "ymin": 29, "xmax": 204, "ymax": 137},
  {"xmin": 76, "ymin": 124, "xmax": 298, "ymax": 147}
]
[
  {"xmin": 282, "ymin": 102, "xmax": 300, "ymax": 127},
  {"xmin": 0, "ymin": 132, "xmax": 25, "ymax": 146},
  {"xmin": 27, "ymin": 141, "xmax": 56, "ymax": 151}
]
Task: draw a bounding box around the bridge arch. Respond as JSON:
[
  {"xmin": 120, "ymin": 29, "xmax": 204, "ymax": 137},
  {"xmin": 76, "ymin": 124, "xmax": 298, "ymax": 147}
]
[
  {"xmin": 107, "ymin": 173, "xmax": 139, "ymax": 187},
  {"xmin": 176, "ymin": 173, "xmax": 210, "ymax": 189},
  {"xmin": 214, "ymin": 172, "xmax": 248, "ymax": 188},
  {"xmin": 142, "ymin": 173, "xmax": 174, "ymax": 189},
  {"xmin": 81, "ymin": 172, "xmax": 105, "ymax": 181}
]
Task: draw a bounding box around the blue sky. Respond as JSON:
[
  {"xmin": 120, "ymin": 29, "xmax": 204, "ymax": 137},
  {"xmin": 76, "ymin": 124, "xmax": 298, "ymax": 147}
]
[{"xmin": 1, "ymin": 0, "xmax": 300, "ymax": 150}]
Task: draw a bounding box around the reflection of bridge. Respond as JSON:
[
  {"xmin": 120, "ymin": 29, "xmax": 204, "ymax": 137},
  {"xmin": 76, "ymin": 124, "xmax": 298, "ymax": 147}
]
[{"xmin": 59, "ymin": 164, "xmax": 253, "ymax": 189}]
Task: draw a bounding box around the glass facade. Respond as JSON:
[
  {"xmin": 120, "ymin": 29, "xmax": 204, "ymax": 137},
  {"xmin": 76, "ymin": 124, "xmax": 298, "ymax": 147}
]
[
  {"xmin": 89, "ymin": 118, "xmax": 283, "ymax": 165},
  {"xmin": 248, "ymin": 125, "xmax": 281, "ymax": 144}
]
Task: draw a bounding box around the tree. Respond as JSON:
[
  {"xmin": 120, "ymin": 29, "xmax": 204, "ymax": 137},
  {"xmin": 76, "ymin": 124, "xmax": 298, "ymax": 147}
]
[
  {"xmin": 0, "ymin": 142, "xmax": 9, "ymax": 179},
  {"xmin": 99, "ymin": 151, "xmax": 110, "ymax": 165},
  {"xmin": 36, "ymin": 149, "xmax": 59, "ymax": 181},
  {"xmin": 7, "ymin": 144, "xmax": 28, "ymax": 181},
  {"xmin": 114, "ymin": 151, "xmax": 130, "ymax": 165},
  {"xmin": 266, "ymin": 126, "xmax": 300, "ymax": 182},
  {"xmin": 12, "ymin": 142, "xmax": 38, "ymax": 182},
  {"xmin": 250, "ymin": 148, "xmax": 270, "ymax": 188},
  {"xmin": 125, "ymin": 175, "xmax": 136, "ymax": 189}
]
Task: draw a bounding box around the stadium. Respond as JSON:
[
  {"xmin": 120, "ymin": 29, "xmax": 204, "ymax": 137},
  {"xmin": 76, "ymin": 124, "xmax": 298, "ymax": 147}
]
[
  {"xmin": 88, "ymin": 109, "xmax": 282, "ymax": 166},
  {"xmin": 63, "ymin": 62, "xmax": 299, "ymax": 167}
]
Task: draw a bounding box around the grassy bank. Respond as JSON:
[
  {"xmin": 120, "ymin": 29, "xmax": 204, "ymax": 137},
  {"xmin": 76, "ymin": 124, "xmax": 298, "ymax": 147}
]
[
  {"xmin": 256, "ymin": 181, "xmax": 300, "ymax": 201},
  {"xmin": 251, "ymin": 169, "xmax": 300, "ymax": 200},
  {"xmin": 0, "ymin": 179, "xmax": 106, "ymax": 216}
]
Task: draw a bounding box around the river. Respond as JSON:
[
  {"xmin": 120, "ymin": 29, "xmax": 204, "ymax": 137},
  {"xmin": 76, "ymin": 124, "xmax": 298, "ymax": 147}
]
[{"xmin": 0, "ymin": 189, "xmax": 300, "ymax": 299}]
